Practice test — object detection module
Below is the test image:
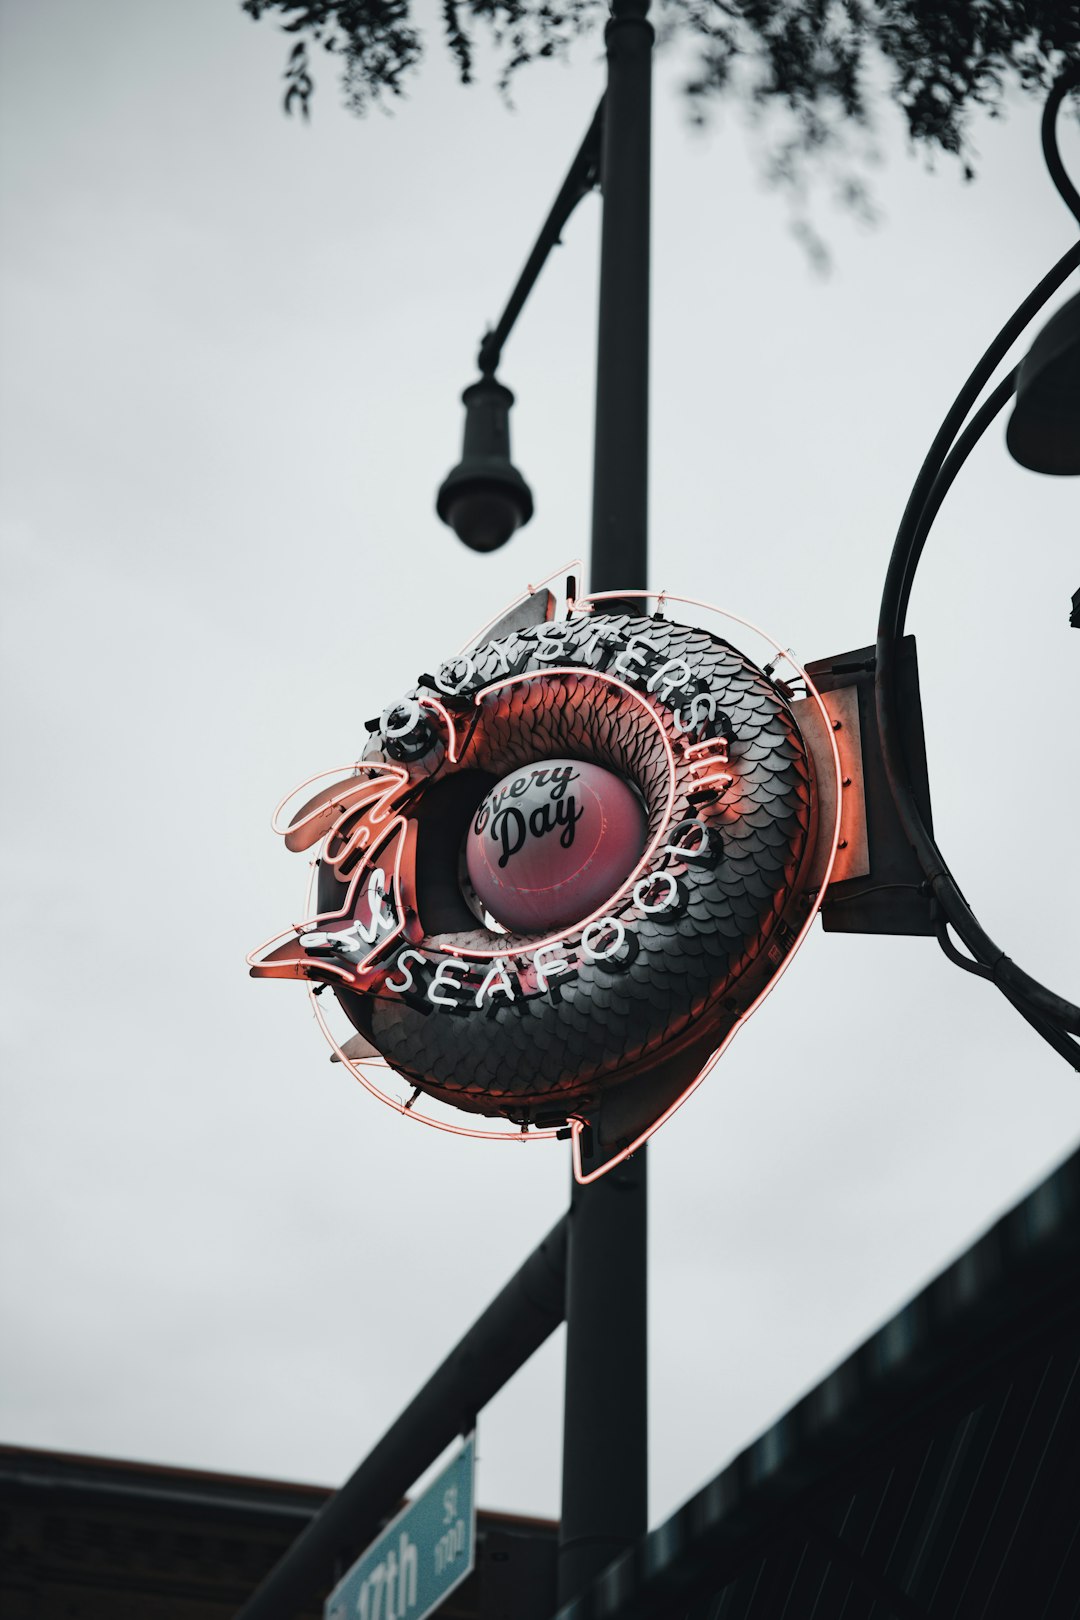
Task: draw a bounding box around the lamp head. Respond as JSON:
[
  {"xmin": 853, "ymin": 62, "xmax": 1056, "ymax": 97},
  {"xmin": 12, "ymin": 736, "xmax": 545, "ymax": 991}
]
[
  {"xmin": 437, "ymin": 376, "xmax": 534, "ymax": 552},
  {"xmin": 1006, "ymin": 290, "xmax": 1080, "ymax": 475}
]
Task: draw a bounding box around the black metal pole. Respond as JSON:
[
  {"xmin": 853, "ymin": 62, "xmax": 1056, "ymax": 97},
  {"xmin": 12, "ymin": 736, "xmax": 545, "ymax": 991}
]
[
  {"xmin": 589, "ymin": 0, "xmax": 652, "ymax": 595},
  {"xmin": 558, "ymin": 0, "xmax": 653, "ymax": 1605}
]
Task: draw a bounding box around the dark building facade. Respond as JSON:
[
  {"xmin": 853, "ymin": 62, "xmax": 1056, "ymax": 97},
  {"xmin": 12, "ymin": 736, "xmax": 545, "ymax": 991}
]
[
  {"xmin": 0, "ymin": 1447, "xmax": 556, "ymax": 1620},
  {"xmin": 562, "ymin": 1146, "xmax": 1080, "ymax": 1620}
]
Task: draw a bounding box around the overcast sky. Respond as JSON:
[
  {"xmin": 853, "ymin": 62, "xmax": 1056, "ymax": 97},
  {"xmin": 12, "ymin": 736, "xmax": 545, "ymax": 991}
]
[{"xmin": 2, "ymin": 0, "xmax": 1079, "ymax": 1536}]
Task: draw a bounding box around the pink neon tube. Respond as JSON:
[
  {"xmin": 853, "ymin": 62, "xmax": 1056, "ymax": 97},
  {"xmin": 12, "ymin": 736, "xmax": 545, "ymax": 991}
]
[{"xmin": 264, "ymin": 582, "xmax": 842, "ymax": 1166}]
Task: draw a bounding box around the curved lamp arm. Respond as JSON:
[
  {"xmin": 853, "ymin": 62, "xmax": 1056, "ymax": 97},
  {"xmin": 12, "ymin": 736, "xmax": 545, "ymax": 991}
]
[
  {"xmin": 1043, "ymin": 63, "xmax": 1080, "ymax": 227},
  {"xmin": 875, "ymin": 67, "xmax": 1080, "ymax": 1069}
]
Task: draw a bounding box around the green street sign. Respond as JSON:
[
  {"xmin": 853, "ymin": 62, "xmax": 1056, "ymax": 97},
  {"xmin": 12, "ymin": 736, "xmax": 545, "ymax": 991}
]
[{"xmin": 324, "ymin": 1434, "xmax": 476, "ymax": 1620}]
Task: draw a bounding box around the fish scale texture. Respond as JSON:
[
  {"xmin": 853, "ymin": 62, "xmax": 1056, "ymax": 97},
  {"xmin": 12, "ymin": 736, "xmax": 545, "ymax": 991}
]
[{"xmin": 362, "ymin": 613, "xmax": 813, "ymax": 1114}]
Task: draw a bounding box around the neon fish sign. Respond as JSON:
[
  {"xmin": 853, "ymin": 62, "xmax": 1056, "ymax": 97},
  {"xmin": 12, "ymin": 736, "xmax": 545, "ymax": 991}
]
[{"xmin": 249, "ymin": 571, "xmax": 841, "ymax": 1181}]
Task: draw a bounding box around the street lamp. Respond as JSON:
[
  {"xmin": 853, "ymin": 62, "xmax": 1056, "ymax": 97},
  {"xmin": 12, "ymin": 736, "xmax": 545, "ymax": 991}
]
[
  {"xmin": 1006, "ymin": 288, "xmax": 1080, "ymax": 474},
  {"xmin": 434, "ymin": 97, "xmax": 604, "ymax": 557},
  {"xmin": 436, "ymin": 374, "xmax": 534, "ymax": 552}
]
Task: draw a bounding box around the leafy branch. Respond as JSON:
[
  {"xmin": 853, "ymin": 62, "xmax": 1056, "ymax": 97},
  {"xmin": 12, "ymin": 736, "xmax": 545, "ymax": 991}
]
[{"xmin": 242, "ymin": 0, "xmax": 1080, "ymax": 189}]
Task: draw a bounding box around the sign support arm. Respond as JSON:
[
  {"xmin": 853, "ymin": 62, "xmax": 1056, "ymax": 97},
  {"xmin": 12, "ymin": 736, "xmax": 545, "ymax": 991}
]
[{"xmin": 234, "ymin": 1215, "xmax": 567, "ymax": 1620}]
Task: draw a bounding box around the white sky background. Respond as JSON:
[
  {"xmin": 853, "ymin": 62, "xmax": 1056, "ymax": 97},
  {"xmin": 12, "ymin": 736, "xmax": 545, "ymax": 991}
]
[{"xmin": 2, "ymin": 0, "xmax": 1079, "ymax": 1534}]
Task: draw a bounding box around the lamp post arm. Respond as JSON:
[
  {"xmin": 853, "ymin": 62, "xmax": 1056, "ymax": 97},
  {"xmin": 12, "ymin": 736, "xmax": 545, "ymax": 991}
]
[
  {"xmin": 882, "ymin": 235, "xmax": 1080, "ymax": 630},
  {"xmin": 876, "ymin": 234, "xmax": 1080, "ymax": 1063},
  {"xmin": 1043, "ymin": 63, "xmax": 1080, "ymax": 227},
  {"xmin": 476, "ymin": 96, "xmax": 604, "ymax": 377},
  {"xmin": 892, "ymin": 367, "xmax": 1020, "ymax": 634}
]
